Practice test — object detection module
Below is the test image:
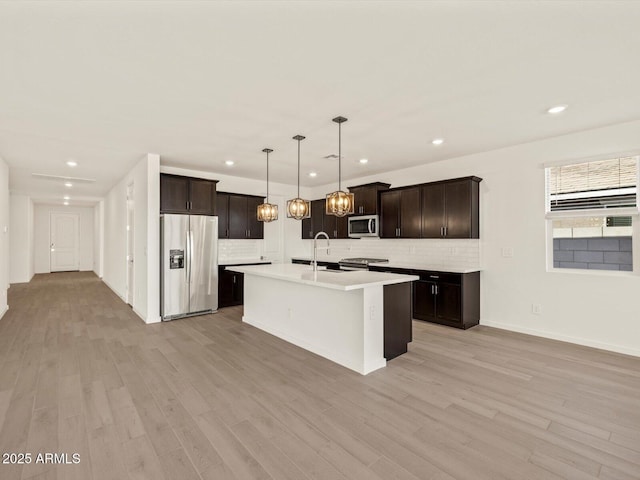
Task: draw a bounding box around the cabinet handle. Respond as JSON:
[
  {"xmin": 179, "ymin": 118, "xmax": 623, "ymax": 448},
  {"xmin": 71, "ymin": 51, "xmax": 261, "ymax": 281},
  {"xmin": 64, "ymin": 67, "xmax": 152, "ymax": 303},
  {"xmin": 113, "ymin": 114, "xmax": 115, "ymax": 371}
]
[
  {"xmin": 444, "ymin": 226, "xmax": 448, "ymax": 237},
  {"xmin": 431, "ymin": 284, "xmax": 434, "ymax": 294},
  {"xmin": 435, "ymin": 285, "xmax": 439, "ymax": 295},
  {"xmin": 430, "ymin": 275, "xmax": 439, "ymax": 279},
  {"xmin": 225, "ymin": 229, "xmax": 228, "ymax": 238},
  {"xmin": 334, "ymin": 230, "xmax": 337, "ymax": 238},
  {"xmin": 233, "ymin": 276, "xmax": 236, "ymax": 284},
  {"xmin": 186, "ymin": 201, "xmax": 189, "ymax": 210},
  {"xmin": 248, "ymin": 229, "xmax": 251, "ymax": 237}
]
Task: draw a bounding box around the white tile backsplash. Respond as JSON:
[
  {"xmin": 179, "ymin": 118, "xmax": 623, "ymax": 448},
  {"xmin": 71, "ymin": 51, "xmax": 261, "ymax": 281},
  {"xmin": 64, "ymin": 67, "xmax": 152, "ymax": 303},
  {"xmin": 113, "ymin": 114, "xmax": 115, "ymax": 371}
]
[
  {"xmin": 292, "ymin": 237, "xmax": 480, "ymax": 269},
  {"xmin": 218, "ymin": 239, "xmax": 263, "ymax": 262}
]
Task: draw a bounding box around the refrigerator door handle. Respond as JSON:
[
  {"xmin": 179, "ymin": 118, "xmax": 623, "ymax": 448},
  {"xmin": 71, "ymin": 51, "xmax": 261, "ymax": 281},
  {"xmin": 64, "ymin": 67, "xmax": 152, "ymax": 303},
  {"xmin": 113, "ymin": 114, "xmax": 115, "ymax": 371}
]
[
  {"xmin": 189, "ymin": 230, "xmax": 194, "ymax": 285},
  {"xmin": 184, "ymin": 230, "xmax": 191, "ymax": 284}
]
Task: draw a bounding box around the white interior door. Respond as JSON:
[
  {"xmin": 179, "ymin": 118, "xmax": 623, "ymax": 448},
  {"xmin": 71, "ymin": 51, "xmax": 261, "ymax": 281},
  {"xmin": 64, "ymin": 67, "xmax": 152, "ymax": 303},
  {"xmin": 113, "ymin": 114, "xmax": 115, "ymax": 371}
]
[
  {"xmin": 50, "ymin": 213, "xmax": 80, "ymax": 272},
  {"xmin": 126, "ymin": 184, "xmax": 134, "ymax": 305}
]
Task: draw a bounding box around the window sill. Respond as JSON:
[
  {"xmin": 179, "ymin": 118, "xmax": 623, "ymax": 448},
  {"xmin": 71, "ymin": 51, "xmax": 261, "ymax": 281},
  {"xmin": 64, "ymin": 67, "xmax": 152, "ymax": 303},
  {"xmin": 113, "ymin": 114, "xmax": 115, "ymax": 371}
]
[{"xmin": 547, "ymin": 267, "xmax": 636, "ymax": 277}]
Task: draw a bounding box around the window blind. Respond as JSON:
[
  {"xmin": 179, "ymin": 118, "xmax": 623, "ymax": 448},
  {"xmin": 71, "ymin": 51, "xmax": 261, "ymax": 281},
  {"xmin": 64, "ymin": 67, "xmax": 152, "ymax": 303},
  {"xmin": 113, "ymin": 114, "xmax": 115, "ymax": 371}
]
[{"xmin": 547, "ymin": 156, "xmax": 638, "ymax": 211}]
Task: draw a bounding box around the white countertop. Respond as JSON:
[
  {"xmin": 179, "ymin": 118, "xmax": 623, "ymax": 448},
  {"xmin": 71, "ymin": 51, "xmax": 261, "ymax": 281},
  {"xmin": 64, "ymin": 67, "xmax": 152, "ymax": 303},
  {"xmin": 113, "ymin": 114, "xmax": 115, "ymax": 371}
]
[
  {"xmin": 290, "ymin": 257, "xmax": 480, "ymax": 274},
  {"xmin": 228, "ymin": 263, "xmax": 418, "ymax": 291},
  {"xmin": 219, "ymin": 258, "xmax": 271, "ymax": 266},
  {"xmin": 369, "ymin": 261, "xmax": 481, "ymax": 274}
]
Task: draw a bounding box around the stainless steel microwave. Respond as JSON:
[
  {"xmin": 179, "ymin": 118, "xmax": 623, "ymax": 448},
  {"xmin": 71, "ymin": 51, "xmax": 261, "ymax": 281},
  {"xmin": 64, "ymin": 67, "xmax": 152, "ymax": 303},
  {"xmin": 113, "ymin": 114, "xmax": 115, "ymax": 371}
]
[{"xmin": 348, "ymin": 215, "xmax": 379, "ymax": 238}]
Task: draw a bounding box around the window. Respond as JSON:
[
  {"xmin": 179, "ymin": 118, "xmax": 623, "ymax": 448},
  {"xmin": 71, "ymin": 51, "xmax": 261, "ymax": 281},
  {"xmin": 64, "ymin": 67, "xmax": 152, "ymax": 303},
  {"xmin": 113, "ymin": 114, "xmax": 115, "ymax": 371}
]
[{"xmin": 545, "ymin": 156, "xmax": 638, "ymax": 272}]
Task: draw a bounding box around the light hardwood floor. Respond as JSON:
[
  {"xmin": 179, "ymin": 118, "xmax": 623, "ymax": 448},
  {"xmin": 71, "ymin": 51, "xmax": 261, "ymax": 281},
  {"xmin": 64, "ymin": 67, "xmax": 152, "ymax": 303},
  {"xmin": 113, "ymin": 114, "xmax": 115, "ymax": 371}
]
[{"xmin": 0, "ymin": 272, "xmax": 639, "ymax": 480}]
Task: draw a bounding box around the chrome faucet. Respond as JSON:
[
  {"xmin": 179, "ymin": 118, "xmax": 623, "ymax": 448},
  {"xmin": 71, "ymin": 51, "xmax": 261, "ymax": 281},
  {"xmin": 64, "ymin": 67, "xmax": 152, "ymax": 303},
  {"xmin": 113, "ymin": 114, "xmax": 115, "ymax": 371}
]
[{"xmin": 313, "ymin": 231, "xmax": 330, "ymax": 272}]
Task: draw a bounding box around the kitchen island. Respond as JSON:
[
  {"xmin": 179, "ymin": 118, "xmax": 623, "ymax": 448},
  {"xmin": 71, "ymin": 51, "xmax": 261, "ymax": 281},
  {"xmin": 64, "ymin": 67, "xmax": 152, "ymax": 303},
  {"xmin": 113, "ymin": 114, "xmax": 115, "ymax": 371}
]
[{"xmin": 227, "ymin": 263, "xmax": 418, "ymax": 375}]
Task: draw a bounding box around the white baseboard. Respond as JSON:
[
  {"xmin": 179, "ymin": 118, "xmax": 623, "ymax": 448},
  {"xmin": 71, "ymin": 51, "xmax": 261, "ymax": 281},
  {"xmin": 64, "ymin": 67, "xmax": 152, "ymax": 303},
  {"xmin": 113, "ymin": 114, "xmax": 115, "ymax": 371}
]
[
  {"xmin": 480, "ymin": 320, "xmax": 640, "ymax": 358},
  {"xmin": 0, "ymin": 304, "xmax": 8, "ymax": 321}
]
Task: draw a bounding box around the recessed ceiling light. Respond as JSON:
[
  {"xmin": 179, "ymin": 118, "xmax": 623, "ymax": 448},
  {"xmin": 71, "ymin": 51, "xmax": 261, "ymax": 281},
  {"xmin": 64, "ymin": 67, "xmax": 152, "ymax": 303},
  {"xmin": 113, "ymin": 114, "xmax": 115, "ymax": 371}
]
[
  {"xmin": 64, "ymin": 182, "xmax": 73, "ymax": 188},
  {"xmin": 432, "ymin": 138, "xmax": 444, "ymax": 146},
  {"xmin": 66, "ymin": 160, "xmax": 77, "ymax": 167},
  {"xmin": 359, "ymin": 158, "xmax": 368, "ymax": 164},
  {"xmin": 225, "ymin": 160, "xmax": 234, "ymax": 166},
  {"xmin": 547, "ymin": 104, "xmax": 568, "ymax": 114},
  {"xmin": 63, "ymin": 195, "xmax": 70, "ymax": 200},
  {"xmin": 308, "ymin": 172, "xmax": 317, "ymax": 178},
  {"xmin": 63, "ymin": 201, "xmax": 69, "ymax": 206}
]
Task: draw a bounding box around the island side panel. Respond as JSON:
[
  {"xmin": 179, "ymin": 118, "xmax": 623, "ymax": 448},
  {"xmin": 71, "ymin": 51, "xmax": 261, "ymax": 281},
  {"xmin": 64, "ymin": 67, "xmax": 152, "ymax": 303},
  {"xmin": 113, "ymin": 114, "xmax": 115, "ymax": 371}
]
[
  {"xmin": 383, "ymin": 282, "xmax": 412, "ymax": 360},
  {"xmin": 242, "ymin": 274, "xmax": 386, "ymax": 375}
]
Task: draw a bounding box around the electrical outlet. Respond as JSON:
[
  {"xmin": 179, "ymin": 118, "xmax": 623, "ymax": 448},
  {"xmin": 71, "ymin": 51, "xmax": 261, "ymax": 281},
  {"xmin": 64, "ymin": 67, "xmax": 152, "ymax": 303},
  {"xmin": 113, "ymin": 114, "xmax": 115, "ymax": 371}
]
[
  {"xmin": 502, "ymin": 247, "xmax": 514, "ymax": 257},
  {"xmin": 531, "ymin": 304, "xmax": 542, "ymax": 315}
]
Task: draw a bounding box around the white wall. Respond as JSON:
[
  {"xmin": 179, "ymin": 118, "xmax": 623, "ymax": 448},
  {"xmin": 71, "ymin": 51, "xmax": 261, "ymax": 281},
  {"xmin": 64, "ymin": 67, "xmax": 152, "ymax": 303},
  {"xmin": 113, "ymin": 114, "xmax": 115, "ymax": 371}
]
[
  {"xmin": 296, "ymin": 120, "xmax": 640, "ymax": 357},
  {"xmin": 103, "ymin": 154, "xmax": 160, "ymax": 324},
  {"xmin": 93, "ymin": 200, "xmax": 104, "ymax": 277},
  {"xmin": 0, "ymin": 156, "xmax": 9, "ymax": 318},
  {"xmin": 33, "ymin": 204, "xmax": 94, "ymax": 274},
  {"xmin": 9, "ymin": 194, "xmax": 34, "ymax": 283}
]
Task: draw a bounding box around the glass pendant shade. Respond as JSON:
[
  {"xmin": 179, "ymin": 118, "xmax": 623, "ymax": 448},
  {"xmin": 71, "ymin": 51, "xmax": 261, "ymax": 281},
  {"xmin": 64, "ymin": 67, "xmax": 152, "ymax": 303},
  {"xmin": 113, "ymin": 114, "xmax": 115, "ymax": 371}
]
[
  {"xmin": 258, "ymin": 148, "xmax": 278, "ymax": 222},
  {"xmin": 257, "ymin": 202, "xmax": 278, "ymax": 222},
  {"xmin": 286, "ymin": 135, "xmax": 311, "ymax": 220},
  {"xmin": 325, "ymin": 190, "xmax": 354, "ymax": 217},
  {"xmin": 326, "ymin": 116, "xmax": 354, "ymax": 216}
]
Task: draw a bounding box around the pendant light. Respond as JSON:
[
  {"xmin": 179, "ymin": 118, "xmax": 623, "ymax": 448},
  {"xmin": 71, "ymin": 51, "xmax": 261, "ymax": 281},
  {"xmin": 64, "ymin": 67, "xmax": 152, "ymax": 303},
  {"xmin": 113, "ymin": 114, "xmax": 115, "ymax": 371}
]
[
  {"xmin": 286, "ymin": 135, "xmax": 311, "ymax": 220},
  {"xmin": 326, "ymin": 116, "xmax": 354, "ymax": 216},
  {"xmin": 257, "ymin": 148, "xmax": 278, "ymax": 222}
]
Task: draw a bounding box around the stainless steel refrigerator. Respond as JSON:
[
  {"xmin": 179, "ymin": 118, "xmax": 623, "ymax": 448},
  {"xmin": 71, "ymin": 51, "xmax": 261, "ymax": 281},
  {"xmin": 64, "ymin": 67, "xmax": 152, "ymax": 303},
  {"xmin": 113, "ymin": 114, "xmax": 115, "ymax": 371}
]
[{"xmin": 161, "ymin": 214, "xmax": 218, "ymax": 320}]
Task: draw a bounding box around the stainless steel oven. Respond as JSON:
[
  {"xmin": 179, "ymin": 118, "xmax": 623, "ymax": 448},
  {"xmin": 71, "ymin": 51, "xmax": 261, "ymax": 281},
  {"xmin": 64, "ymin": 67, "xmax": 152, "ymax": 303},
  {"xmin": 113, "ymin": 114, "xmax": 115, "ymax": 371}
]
[{"xmin": 348, "ymin": 215, "xmax": 379, "ymax": 238}]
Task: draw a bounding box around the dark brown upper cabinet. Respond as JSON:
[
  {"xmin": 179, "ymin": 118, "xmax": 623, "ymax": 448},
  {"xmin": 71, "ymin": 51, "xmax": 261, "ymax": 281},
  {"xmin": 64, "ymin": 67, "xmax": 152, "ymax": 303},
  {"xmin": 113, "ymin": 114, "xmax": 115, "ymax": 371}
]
[
  {"xmin": 347, "ymin": 182, "xmax": 391, "ymax": 215},
  {"xmin": 421, "ymin": 177, "xmax": 481, "ymax": 238},
  {"xmin": 301, "ymin": 199, "xmax": 349, "ymax": 239},
  {"xmin": 216, "ymin": 192, "xmax": 230, "ymax": 239},
  {"xmin": 380, "ymin": 187, "xmax": 422, "ymax": 238},
  {"xmin": 218, "ymin": 192, "xmax": 265, "ymax": 240},
  {"xmin": 160, "ymin": 173, "xmax": 218, "ymax": 215}
]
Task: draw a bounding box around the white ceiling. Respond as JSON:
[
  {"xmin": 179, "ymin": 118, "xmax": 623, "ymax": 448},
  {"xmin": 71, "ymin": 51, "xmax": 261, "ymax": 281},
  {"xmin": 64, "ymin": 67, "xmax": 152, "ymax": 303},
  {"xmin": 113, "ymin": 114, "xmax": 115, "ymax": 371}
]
[{"xmin": 2, "ymin": 1, "xmax": 640, "ymax": 206}]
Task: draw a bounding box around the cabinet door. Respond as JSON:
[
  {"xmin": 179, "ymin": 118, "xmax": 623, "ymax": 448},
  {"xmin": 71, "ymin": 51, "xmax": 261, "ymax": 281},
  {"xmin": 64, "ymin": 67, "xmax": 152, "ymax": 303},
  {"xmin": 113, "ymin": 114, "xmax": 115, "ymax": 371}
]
[
  {"xmin": 312, "ymin": 199, "xmax": 324, "ymax": 237},
  {"xmin": 444, "ymin": 180, "xmax": 472, "ymax": 238},
  {"xmin": 218, "ymin": 268, "xmax": 234, "ymax": 307},
  {"xmin": 228, "ymin": 195, "xmax": 248, "ymax": 239},
  {"xmin": 351, "ymin": 186, "xmax": 377, "ymax": 215},
  {"xmin": 400, "ymin": 188, "xmax": 422, "ymax": 238},
  {"xmin": 160, "ymin": 174, "xmax": 190, "ymax": 213},
  {"xmin": 436, "ymin": 282, "xmax": 462, "ymax": 323},
  {"xmin": 421, "ymin": 183, "xmax": 446, "ymax": 238},
  {"xmin": 246, "ymin": 197, "xmax": 264, "ymax": 239},
  {"xmin": 359, "ymin": 187, "xmax": 379, "ymax": 215},
  {"xmin": 216, "ymin": 193, "xmax": 229, "ymax": 239},
  {"xmin": 323, "ymin": 211, "xmax": 337, "ymax": 238},
  {"xmin": 232, "ymin": 272, "xmax": 244, "ymax": 304},
  {"xmin": 335, "ymin": 215, "xmax": 349, "ymax": 239},
  {"xmin": 380, "ymin": 191, "xmax": 400, "ymax": 238},
  {"xmin": 189, "ymin": 179, "xmax": 216, "ymax": 215},
  {"xmin": 301, "ymin": 216, "xmax": 313, "ymax": 239},
  {"xmin": 412, "ymin": 280, "xmax": 436, "ymax": 320}
]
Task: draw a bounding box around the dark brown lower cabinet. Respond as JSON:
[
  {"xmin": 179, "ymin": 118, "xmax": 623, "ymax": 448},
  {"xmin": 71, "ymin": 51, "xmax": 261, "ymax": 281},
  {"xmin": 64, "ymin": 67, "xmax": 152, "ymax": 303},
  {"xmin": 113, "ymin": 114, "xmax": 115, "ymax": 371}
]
[
  {"xmin": 412, "ymin": 271, "xmax": 479, "ymax": 329},
  {"xmin": 218, "ymin": 266, "xmax": 244, "ymax": 308},
  {"xmin": 370, "ymin": 266, "xmax": 480, "ymax": 329}
]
